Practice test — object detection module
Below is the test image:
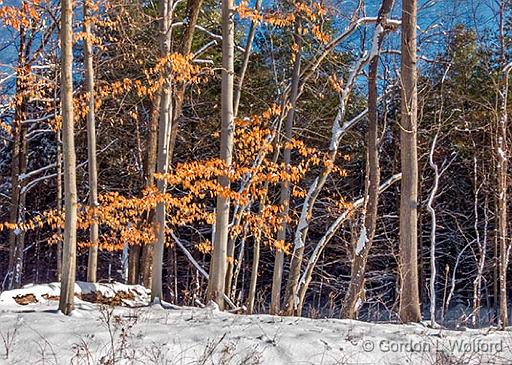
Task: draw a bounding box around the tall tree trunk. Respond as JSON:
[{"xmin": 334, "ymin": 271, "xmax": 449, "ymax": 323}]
[
  {"xmin": 497, "ymin": 0, "xmax": 510, "ymax": 329},
  {"xmin": 7, "ymin": 27, "xmax": 28, "ymax": 290},
  {"xmin": 399, "ymin": 0, "xmax": 421, "ymax": 323},
  {"xmin": 340, "ymin": 0, "xmax": 393, "ymax": 317},
  {"xmin": 59, "ymin": 0, "xmax": 78, "ymax": 315},
  {"xmin": 56, "ymin": 128, "xmax": 63, "ymax": 281},
  {"xmin": 11, "ymin": 188, "xmax": 27, "ymax": 289},
  {"xmin": 270, "ymin": 21, "xmax": 302, "ymax": 315},
  {"xmin": 207, "ymin": 0, "xmax": 235, "ymax": 309},
  {"xmin": 128, "ymin": 94, "xmax": 160, "ymax": 287},
  {"xmin": 163, "ymin": 0, "xmax": 203, "ymax": 294},
  {"xmin": 426, "ymin": 134, "xmax": 440, "ymax": 327},
  {"xmin": 84, "ymin": 0, "xmax": 99, "ymax": 283},
  {"xmin": 55, "ymin": 63, "xmax": 63, "ymax": 282},
  {"xmin": 472, "ymin": 157, "xmax": 488, "ymax": 327},
  {"xmin": 151, "ymin": 0, "xmax": 173, "ymax": 303},
  {"xmin": 246, "ymin": 124, "xmax": 283, "ymax": 313},
  {"xmin": 224, "ymin": 0, "xmax": 263, "ymax": 296},
  {"xmin": 283, "ymin": 18, "xmax": 380, "ymax": 316},
  {"xmin": 7, "ymin": 118, "xmax": 27, "ymax": 290}
]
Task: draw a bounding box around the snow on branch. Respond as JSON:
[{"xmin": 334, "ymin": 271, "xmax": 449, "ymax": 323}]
[{"xmin": 298, "ymin": 173, "xmax": 402, "ymax": 292}]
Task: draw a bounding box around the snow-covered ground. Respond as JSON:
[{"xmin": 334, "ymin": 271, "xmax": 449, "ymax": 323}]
[{"xmin": 1, "ymin": 283, "xmax": 511, "ymax": 364}]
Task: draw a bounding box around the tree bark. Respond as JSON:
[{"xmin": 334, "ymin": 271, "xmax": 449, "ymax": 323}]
[
  {"xmin": 84, "ymin": 0, "xmax": 99, "ymax": 283},
  {"xmin": 426, "ymin": 134, "xmax": 440, "ymax": 327},
  {"xmin": 56, "ymin": 128, "xmax": 63, "ymax": 281},
  {"xmin": 224, "ymin": 0, "xmax": 261, "ymax": 295},
  {"xmin": 471, "ymin": 157, "xmax": 485, "ymax": 327},
  {"xmin": 270, "ymin": 20, "xmax": 302, "ymax": 315},
  {"xmin": 340, "ymin": 0, "xmax": 393, "ymax": 317},
  {"xmin": 129, "ymin": 94, "xmax": 160, "ymax": 287},
  {"xmin": 496, "ymin": 0, "xmax": 510, "ymax": 329},
  {"xmin": 399, "ymin": 0, "xmax": 421, "ymax": 323},
  {"xmin": 128, "ymin": 95, "xmax": 160, "ymax": 286},
  {"xmin": 151, "ymin": 0, "xmax": 173, "ymax": 303},
  {"xmin": 7, "ymin": 26, "xmax": 28, "ymax": 290},
  {"xmin": 59, "ymin": 0, "xmax": 78, "ymax": 315},
  {"xmin": 497, "ymin": 71, "xmax": 510, "ymax": 328},
  {"xmin": 7, "ymin": 115, "xmax": 28, "ymax": 290},
  {"xmin": 207, "ymin": 0, "xmax": 235, "ymax": 309}
]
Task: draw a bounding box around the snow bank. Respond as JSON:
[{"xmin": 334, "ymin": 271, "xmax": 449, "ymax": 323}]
[
  {"xmin": 0, "ymin": 285, "xmax": 511, "ymax": 364},
  {"xmin": 0, "ymin": 281, "xmax": 150, "ymax": 307}
]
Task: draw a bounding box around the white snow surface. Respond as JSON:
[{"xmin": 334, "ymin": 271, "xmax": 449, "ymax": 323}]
[{"xmin": 0, "ymin": 282, "xmax": 511, "ymax": 364}]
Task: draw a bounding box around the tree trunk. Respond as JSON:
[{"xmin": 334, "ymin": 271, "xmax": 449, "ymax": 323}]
[
  {"xmin": 283, "ymin": 21, "xmax": 379, "ymax": 316},
  {"xmin": 11, "ymin": 188, "xmax": 27, "ymax": 289},
  {"xmin": 225, "ymin": 0, "xmax": 261, "ymax": 296},
  {"xmin": 134, "ymin": 0, "xmax": 203, "ymax": 289},
  {"xmin": 128, "ymin": 96, "xmax": 160, "ymax": 286},
  {"xmin": 56, "ymin": 129, "xmax": 63, "ymax": 281},
  {"xmin": 472, "ymin": 158, "xmax": 487, "ymax": 327},
  {"xmin": 129, "ymin": 94, "xmax": 160, "ymax": 287},
  {"xmin": 426, "ymin": 134, "xmax": 440, "ymax": 327},
  {"xmin": 127, "ymin": 244, "xmax": 140, "ymax": 284},
  {"xmin": 59, "ymin": 0, "xmax": 78, "ymax": 315},
  {"xmin": 163, "ymin": 0, "xmax": 203, "ymax": 293},
  {"xmin": 247, "ymin": 232, "xmax": 260, "ymax": 314},
  {"xmin": 151, "ymin": 0, "xmax": 173, "ymax": 303},
  {"xmin": 7, "ymin": 27, "xmax": 28, "ymax": 290},
  {"xmin": 399, "ymin": 0, "xmax": 421, "ymax": 323},
  {"xmin": 7, "ymin": 118, "xmax": 27, "ymax": 290},
  {"xmin": 270, "ymin": 21, "xmax": 301, "ymax": 315},
  {"xmin": 340, "ymin": 0, "xmax": 393, "ymax": 316},
  {"xmin": 497, "ymin": 79, "xmax": 510, "ymax": 328},
  {"xmin": 497, "ymin": 0, "xmax": 510, "ymax": 329},
  {"xmin": 84, "ymin": 1, "xmax": 99, "ymax": 283},
  {"xmin": 207, "ymin": 0, "xmax": 235, "ymax": 309}
]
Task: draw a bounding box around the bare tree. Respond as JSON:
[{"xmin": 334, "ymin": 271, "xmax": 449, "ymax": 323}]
[
  {"xmin": 270, "ymin": 18, "xmax": 302, "ymax": 315},
  {"xmin": 283, "ymin": 5, "xmax": 399, "ymax": 316},
  {"xmin": 6, "ymin": 25, "xmax": 29, "ymax": 290},
  {"xmin": 398, "ymin": 0, "xmax": 421, "ymax": 323},
  {"xmin": 59, "ymin": 0, "xmax": 78, "ymax": 315},
  {"xmin": 151, "ymin": 0, "xmax": 174, "ymax": 303},
  {"xmin": 471, "ymin": 156, "xmax": 488, "ymax": 327},
  {"xmin": 426, "ymin": 134, "xmax": 439, "ymax": 327},
  {"xmin": 340, "ymin": 0, "xmax": 394, "ymax": 320},
  {"xmin": 84, "ymin": 0, "xmax": 99, "ymax": 283},
  {"xmin": 207, "ymin": 0, "xmax": 235, "ymax": 309},
  {"xmin": 496, "ymin": 0, "xmax": 511, "ymax": 329},
  {"xmin": 140, "ymin": 95, "xmax": 161, "ymax": 288},
  {"xmin": 225, "ymin": 0, "xmax": 261, "ymax": 296}
]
